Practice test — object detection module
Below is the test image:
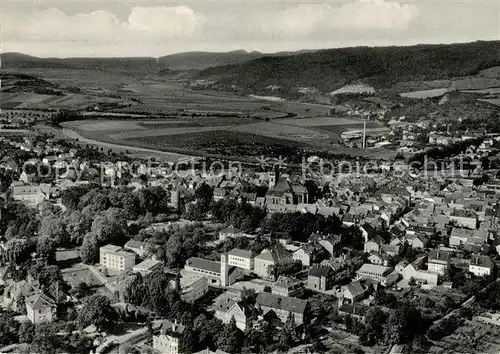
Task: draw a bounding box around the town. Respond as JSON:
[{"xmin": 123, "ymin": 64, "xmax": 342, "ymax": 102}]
[{"xmin": 1, "ymin": 104, "xmax": 500, "ymax": 354}]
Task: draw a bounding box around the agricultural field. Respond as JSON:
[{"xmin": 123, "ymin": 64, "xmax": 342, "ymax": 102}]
[
  {"xmin": 478, "ymin": 98, "xmax": 500, "ymax": 107},
  {"xmin": 400, "ymin": 88, "xmax": 449, "ymax": 99}
]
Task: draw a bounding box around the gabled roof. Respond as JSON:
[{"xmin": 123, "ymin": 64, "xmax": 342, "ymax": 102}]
[
  {"xmin": 160, "ymin": 320, "xmax": 186, "ymax": 336},
  {"xmin": 428, "ymin": 250, "xmax": 450, "ymax": 263},
  {"xmin": 273, "ymin": 275, "xmax": 301, "ymax": 289},
  {"xmin": 470, "ymin": 255, "xmax": 494, "ymax": 269},
  {"xmin": 255, "ymin": 246, "xmax": 290, "ymax": 263},
  {"xmin": 308, "ymin": 265, "xmax": 332, "ymax": 278},
  {"xmin": 228, "ymin": 248, "xmax": 252, "ymax": 259},
  {"xmin": 26, "ymin": 293, "xmax": 55, "ymax": 310},
  {"xmin": 256, "ymin": 292, "xmax": 307, "ymax": 314},
  {"xmin": 344, "ymin": 281, "xmax": 365, "ymax": 298},
  {"xmin": 186, "ymin": 257, "xmax": 221, "ymax": 274},
  {"xmin": 124, "ymin": 240, "xmax": 146, "ymax": 250}
]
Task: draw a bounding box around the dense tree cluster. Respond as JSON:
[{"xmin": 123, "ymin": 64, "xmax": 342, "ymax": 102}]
[{"xmin": 211, "ymin": 199, "xmax": 266, "ymax": 233}]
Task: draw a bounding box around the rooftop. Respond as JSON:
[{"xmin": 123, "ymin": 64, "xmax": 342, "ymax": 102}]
[{"xmin": 256, "ymin": 292, "xmax": 307, "ymax": 314}]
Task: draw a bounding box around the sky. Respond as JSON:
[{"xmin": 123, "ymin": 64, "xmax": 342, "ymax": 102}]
[{"xmin": 1, "ymin": 0, "xmax": 499, "ymax": 57}]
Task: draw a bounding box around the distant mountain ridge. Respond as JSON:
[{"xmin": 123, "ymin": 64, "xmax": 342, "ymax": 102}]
[
  {"xmin": 196, "ymin": 41, "xmax": 500, "ymax": 93},
  {"xmin": 0, "ymin": 49, "xmax": 317, "ymax": 72}
]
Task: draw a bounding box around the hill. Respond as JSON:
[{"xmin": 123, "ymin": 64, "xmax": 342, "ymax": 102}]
[
  {"xmin": 0, "ymin": 49, "xmax": 315, "ymax": 73},
  {"xmin": 196, "ymin": 41, "xmax": 500, "ymax": 94}
]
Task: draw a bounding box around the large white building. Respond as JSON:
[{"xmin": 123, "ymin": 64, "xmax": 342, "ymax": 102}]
[
  {"xmin": 99, "ymin": 245, "xmax": 136, "ymax": 272},
  {"xmin": 227, "ymin": 248, "xmax": 253, "ymax": 271}
]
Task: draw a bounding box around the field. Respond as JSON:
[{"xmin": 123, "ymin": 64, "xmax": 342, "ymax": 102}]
[
  {"xmin": 400, "ymin": 88, "xmax": 449, "ymax": 99},
  {"xmin": 477, "ymin": 98, "xmax": 500, "ymax": 107},
  {"xmin": 61, "ymin": 114, "xmax": 393, "ymax": 160}
]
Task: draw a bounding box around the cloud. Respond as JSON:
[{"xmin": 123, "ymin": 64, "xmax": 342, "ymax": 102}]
[
  {"xmin": 3, "ymin": 5, "xmax": 204, "ymax": 43},
  {"xmin": 1, "ymin": 0, "xmax": 496, "ymax": 57},
  {"xmin": 127, "ymin": 6, "xmax": 203, "ymax": 38},
  {"xmin": 265, "ymin": 1, "xmax": 419, "ymax": 38}
]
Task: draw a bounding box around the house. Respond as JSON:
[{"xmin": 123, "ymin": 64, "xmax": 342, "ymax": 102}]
[
  {"xmin": 179, "ymin": 272, "xmax": 208, "ymax": 303},
  {"xmin": 132, "ymin": 259, "xmax": 163, "ymax": 276},
  {"xmin": 153, "ymin": 320, "xmax": 186, "ymax": 354},
  {"xmin": 99, "ymin": 245, "xmax": 136, "ymax": 272},
  {"xmin": 213, "ymin": 295, "xmax": 249, "ymax": 331},
  {"xmin": 364, "ymin": 236, "xmax": 384, "ymax": 253},
  {"xmin": 26, "ymin": 293, "xmax": 57, "ymax": 324},
  {"xmin": 307, "ymin": 265, "xmax": 334, "ymax": 292},
  {"xmin": 405, "ymin": 233, "xmax": 428, "ymax": 249},
  {"xmin": 368, "ymin": 253, "xmax": 389, "ymax": 266},
  {"xmin": 254, "ymin": 247, "xmax": 292, "ymax": 279},
  {"xmin": 400, "ymin": 257, "xmax": 438, "ymax": 286},
  {"xmin": 427, "ymin": 250, "xmax": 450, "ymax": 275},
  {"xmin": 316, "ymin": 234, "xmax": 342, "ymax": 257},
  {"xmin": 227, "ymin": 248, "xmax": 253, "ymax": 271},
  {"xmin": 469, "ymin": 255, "xmax": 494, "ymax": 277},
  {"xmin": 219, "ymin": 225, "xmax": 243, "ymax": 242},
  {"xmin": 450, "ymin": 209, "xmax": 478, "ymax": 229},
  {"xmin": 272, "ymin": 276, "xmax": 304, "ymax": 297},
  {"xmin": 338, "ymin": 303, "xmax": 367, "ymax": 322},
  {"xmin": 255, "ymin": 292, "xmax": 308, "ymax": 325},
  {"xmin": 124, "ymin": 240, "xmax": 148, "ymax": 258},
  {"xmin": 342, "ymin": 281, "xmax": 366, "ymax": 303},
  {"xmin": 292, "ymin": 243, "xmax": 325, "ymax": 267},
  {"xmin": 3, "ymin": 280, "xmax": 37, "ymax": 311},
  {"xmin": 183, "ymin": 254, "xmax": 244, "ymax": 287},
  {"xmin": 11, "ymin": 183, "xmax": 50, "ymax": 206},
  {"xmin": 449, "ymin": 228, "xmax": 488, "ymax": 247}
]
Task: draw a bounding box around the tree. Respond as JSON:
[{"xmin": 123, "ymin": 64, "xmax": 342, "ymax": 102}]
[
  {"xmin": 217, "ymin": 317, "xmax": 243, "ymax": 353},
  {"xmin": 90, "ymin": 208, "xmax": 128, "ymax": 244},
  {"xmin": 0, "ymin": 311, "xmax": 20, "ymax": 345},
  {"xmin": 18, "ymin": 320, "xmax": 35, "ymax": 343},
  {"xmin": 36, "ymin": 236, "xmax": 56, "ymax": 262},
  {"xmin": 77, "ymin": 294, "xmax": 118, "ymax": 333},
  {"xmin": 360, "ymin": 306, "xmax": 387, "ymax": 346},
  {"xmin": 39, "ymin": 214, "xmax": 68, "ymax": 246},
  {"xmin": 80, "ymin": 233, "xmax": 99, "ymax": 264},
  {"xmin": 194, "ymin": 183, "xmax": 213, "ymax": 213},
  {"xmin": 32, "ymin": 323, "xmax": 59, "ymax": 354}
]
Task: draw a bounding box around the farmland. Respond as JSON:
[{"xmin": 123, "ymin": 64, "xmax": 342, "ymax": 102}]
[{"xmin": 60, "ymin": 114, "xmax": 388, "ymax": 160}]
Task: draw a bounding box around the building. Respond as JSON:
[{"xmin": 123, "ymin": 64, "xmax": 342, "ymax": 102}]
[
  {"xmin": 99, "ymin": 245, "xmax": 136, "ymax": 272},
  {"xmin": 307, "ymin": 265, "xmax": 334, "ymax": 292},
  {"xmin": 124, "ymin": 240, "xmax": 148, "ymax": 258},
  {"xmin": 292, "ymin": 244, "xmax": 324, "ymax": 267},
  {"xmin": 219, "ymin": 225, "xmax": 243, "ymax": 242},
  {"xmin": 132, "ymin": 259, "xmax": 163, "ymax": 276},
  {"xmin": 179, "ymin": 272, "xmax": 208, "ymax": 303},
  {"xmin": 355, "ymin": 263, "xmax": 398, "ymax": 287},
  {"xmin": 153, "ymin": 320, "xmax": 185, "ymax": 354},
  {"xmin": 469, "ymin": 255, "xmax": 494, "ymax": 277},
  {"xmin": 25, "ymin": 293, "xmax": 57, "ymax": 324},
  {"xmin": 255, "ymin": 292, "xmax": 308, "ymax": 325},
  {"xmin": 213, "ymin": 294, "xmax": 249, "ymax": 331},
  {"xmin": 183, "ymin": 254, "xmax": 244, "ymax": 287},
  {"xmin": 227, "ymin": 248, "xmax": 253, "ymax": 271},
  {"xmin": 449, "ymin": 209, "xmax": 478, "ymax": 229},
  {"xmin": 254, "ymin": 247, "xmax": 292, "ymax": 279},
  {"xmin": 272, "ymin": 276, "xmax": 304, "ymax": 297},
  {"xmin": 400, "ymin": 257, "xmax": 438, "ymax": 286},
  {"xmin": 355, "ymin": 264, "xmax": 392, "ymax": 282},
  {"xmin": 11, "ymin": 184, "xmax": 50, "ymax": 206},
  {"xmin": 427, "ymin": 250, "xmax": 450, "ymax": 275},
  {"xmin": 342, "ymin": 281, "xmax": 366, "ymax": 303},
  {"xmin": 265, "ymin": 179, "xmax": 309, "ymax": 207}
]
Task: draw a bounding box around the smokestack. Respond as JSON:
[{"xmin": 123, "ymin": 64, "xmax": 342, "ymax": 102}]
[{"xmin": 362, "ymin": 120, "xmax": 366, "ymax": 148}]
